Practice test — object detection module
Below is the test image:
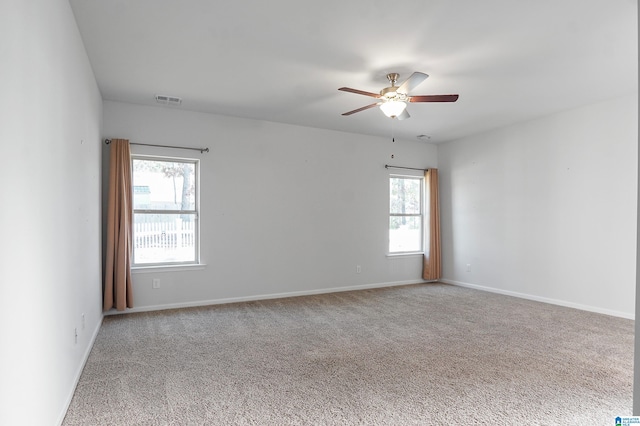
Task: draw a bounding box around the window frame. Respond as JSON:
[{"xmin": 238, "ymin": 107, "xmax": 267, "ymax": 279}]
[
  {"xmin": 388, "ymin": 174, "xmax": 424, "ymax": 255},
  {"xmin": 131, "ymin": 154, "xmax": 200, "ymax": 267}
]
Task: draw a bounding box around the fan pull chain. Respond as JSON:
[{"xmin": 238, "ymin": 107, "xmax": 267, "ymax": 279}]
[
  {"xmin": 390, "ymin": 119, "xmax": 395, "ymax": 158},
  {"xmin": 392, "ymin": 118, "xmax": 395, "ymax": 143}
]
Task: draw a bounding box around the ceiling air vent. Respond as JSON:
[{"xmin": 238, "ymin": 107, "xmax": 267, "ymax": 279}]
[{"xmin": 155, "ymin": 94, "xmax": 182, "ymax": 105}]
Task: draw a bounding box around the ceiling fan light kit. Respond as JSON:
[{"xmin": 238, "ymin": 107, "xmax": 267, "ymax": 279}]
[
  {"xmin": 339, "ymin": 71, "xmax": 458, "ymax": 121},
  {"xmin": 380, "ymin": 100, "xmax": 407, "ymax": 118}
]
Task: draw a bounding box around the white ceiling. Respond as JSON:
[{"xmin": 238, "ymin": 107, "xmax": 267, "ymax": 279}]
[{"xmin": 69, "ymin": 0, "xmax": 637, "ymax": 144}]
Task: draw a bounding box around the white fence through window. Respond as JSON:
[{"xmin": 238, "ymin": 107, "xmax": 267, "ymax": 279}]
[{"xmin": 134, "ymin": 218, "xmax": 196, "ymax": 264}]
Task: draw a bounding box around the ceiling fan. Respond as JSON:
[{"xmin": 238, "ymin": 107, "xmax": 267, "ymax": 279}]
[{"xmin": 339, "ymin": 72, "xmax": 458, "ymax": 120}]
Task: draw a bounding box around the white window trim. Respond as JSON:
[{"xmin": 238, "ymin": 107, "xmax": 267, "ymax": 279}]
[
  {"xmin": 131, "ymin": 154, "xmax": 201, "ymax": 268},
  {"xmin": 386, "ymin": 252, "xmax": 424, "ymax": 258},
  {"xmin": 131, "ymin": 263, "xmax": 207, "ymax": 273},
  {"xmin": 388, "ymin": 173, "xmax": 425, "ymax": 256}
]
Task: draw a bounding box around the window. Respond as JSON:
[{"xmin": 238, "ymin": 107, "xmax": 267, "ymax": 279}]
[
  {"xmin": 389, "ymin": 175, "xmax": 423, "ymax": 253},
  {"xmin": 132, "ymin": 156, "xmax": 199, "ymax": 266}
]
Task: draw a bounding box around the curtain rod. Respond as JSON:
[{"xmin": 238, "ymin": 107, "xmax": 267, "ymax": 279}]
[
  {"xmin": 104, "ymin": 139, "xmax": 209, "ymax": 154},
  {"xmin": 385, "ymin": 165, "xmax": 429, "ymax": 172}
]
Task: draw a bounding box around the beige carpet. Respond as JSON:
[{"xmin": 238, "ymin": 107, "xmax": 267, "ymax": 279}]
[{"xmin": 63, "ymin": 283, "xmax": 633, "ymax": 425}]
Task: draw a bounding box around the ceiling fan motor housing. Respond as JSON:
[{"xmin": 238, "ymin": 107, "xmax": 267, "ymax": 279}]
[
  {"xmin": 380, "ymin": 73, "xmax": 406, "ymax": 99},
  {"xmin": 380, "ymin": 86, "xmax": 396, "ymax": 97},
  {"xmin": 380, "ymin": 86, "xmax": 408, "ymax": 101}
]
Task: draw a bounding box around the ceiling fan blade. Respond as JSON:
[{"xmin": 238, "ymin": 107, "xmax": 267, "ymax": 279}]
[
  {"xmin": 409, "ymin": 94, "xmax": 459, "ymax": 103},
  {"xmin": 396, "ymin": 109, "xmax": 410, "ymax": 121},
  {"xmin": 397, "ymin": 72, "xmax": 429, "ymax": 94},
  {"xmin": 341, "ymin": 103, "xmax": 380, "ymax": 116},
  {"xmin": 338, "ymin": 87, "xmax": 381, "ymax": 98}
]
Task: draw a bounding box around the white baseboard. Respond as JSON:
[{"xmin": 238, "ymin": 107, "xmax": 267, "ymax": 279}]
[
  {"xmin": 440, "ymin": 278, "xmax": 634, "ymax": 320},
  {"xmin": 105, "ymin": 279, "xmax": 430, "ymax": 315},
  {"xmin": 56, "ymin": 315, "xmax": 104, "ymax": 426}
]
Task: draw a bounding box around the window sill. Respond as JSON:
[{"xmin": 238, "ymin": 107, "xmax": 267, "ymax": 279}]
[
  {"xmin": 386, "ymin": 252, "xmax": 424, "ymax": 258},
  {"xmin": 131, "ymin": 263, "xmax": 207, "ymax": 274}
]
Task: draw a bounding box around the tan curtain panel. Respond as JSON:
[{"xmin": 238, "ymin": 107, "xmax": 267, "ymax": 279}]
[
  {"xmin": 422, "ymin": 168, "xmax": 442, "ymax": 281},
  {"xmin": 104, "ymin": 139, "xmax": 134, "ymax": 311}
]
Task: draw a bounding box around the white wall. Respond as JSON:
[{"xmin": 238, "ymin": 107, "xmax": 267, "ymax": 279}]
[
  {"xmin": 438, "ymin": 95, "xmax": 638, "ymax": 318},
  {"xmin": 103, "ymin": 101, "xmax": 436, "ymax": 311},
  {"xmin": 0, "ymin": 1, "xmax": 103, "ymax": 424}
]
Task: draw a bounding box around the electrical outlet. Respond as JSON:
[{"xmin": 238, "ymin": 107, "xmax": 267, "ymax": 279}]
[
  {"xmin": 81, "ymin": 313, "xmax": 85, "ymax": 330},
  {"xmin": 356, "ymin": 265, "xmax": 361, "ymax": 273},
  {"xmin": 74, "ymin": 328, "xmax": 78, "ymax": 344},
  {"xmin": 152, "ymin": 278, "xmax": 161, "ymax": 289}
]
